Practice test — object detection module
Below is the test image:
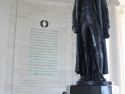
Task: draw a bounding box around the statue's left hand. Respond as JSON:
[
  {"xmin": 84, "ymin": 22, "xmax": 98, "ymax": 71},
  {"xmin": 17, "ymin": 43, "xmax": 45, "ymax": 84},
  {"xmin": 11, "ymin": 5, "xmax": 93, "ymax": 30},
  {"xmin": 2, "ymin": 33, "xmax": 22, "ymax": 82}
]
[
  {"xmin": 103, "ymin": 25, "xmax": 110, "ymax": 39},
  {"xmin": 72, "ymin": 25, "xmax": 79, "ymax": 34}
]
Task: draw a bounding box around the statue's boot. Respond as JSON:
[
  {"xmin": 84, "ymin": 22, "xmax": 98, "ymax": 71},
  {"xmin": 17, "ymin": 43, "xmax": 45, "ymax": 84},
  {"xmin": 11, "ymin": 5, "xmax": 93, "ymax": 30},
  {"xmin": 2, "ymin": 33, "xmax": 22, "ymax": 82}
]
[
  {"xmin": 100, "ymin": 74, "xmax": 106, "ymax": 81},
  {"xmin": 95, "ymin": 43, "xmax": 106, "ymax": 81}
]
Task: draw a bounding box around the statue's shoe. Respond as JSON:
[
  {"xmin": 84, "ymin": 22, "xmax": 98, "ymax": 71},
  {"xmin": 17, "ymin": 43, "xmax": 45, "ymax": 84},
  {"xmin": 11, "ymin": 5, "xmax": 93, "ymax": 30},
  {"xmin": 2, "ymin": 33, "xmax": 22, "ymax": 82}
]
[
  {"xmin": 95, "ymin": 74, "xmax": 106, "ymax": 81},
  {"xmin": 99, "ymin": 74, "xmax": 106, "ymax": 81}
]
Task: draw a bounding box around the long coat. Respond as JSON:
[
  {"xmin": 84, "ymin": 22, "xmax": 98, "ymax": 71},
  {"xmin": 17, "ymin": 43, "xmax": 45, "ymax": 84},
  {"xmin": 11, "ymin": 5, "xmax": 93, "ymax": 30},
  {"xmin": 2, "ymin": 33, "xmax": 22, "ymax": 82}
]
[{"xmin": 72, "ymin": 0, "xmax": 110, "ymax": 75}]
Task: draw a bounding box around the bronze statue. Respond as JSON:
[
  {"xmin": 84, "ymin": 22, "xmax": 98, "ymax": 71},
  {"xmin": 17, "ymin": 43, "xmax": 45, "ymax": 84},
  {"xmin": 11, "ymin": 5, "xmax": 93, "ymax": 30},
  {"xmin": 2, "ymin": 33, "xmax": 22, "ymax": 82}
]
[{"xmin": 72, "ymin": 0, "xmax": 110, "ymax": 81}]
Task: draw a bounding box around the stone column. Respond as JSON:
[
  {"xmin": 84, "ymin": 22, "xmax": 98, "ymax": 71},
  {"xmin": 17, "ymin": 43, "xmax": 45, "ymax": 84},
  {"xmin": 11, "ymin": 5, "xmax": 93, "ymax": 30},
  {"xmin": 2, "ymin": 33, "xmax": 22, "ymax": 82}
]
[
  {"xmin": 107, "ymin": 0, "xmax": 121, "ymax": 90},
  {"xmin": 118, "ymin": 6, "xmax": 125, "ymax": 94}
]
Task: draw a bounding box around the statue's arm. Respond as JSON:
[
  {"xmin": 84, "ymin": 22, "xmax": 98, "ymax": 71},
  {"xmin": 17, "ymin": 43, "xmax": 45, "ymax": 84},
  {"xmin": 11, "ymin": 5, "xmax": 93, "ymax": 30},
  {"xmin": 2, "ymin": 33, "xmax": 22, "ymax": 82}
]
[
  {"xmin": 72, "ymin": 0, "xmax": 79, "ymax": 33},
  {"xmin": 102, "ymin": 0, "xmax": 110, "ymax": 38}
]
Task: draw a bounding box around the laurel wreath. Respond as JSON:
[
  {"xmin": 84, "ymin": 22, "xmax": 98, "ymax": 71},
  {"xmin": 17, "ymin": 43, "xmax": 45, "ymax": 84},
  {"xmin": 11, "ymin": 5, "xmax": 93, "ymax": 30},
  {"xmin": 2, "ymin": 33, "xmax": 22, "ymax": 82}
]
[{"xmin": 40, "ymin": 20, "xmax": 49, "ymax": 28}]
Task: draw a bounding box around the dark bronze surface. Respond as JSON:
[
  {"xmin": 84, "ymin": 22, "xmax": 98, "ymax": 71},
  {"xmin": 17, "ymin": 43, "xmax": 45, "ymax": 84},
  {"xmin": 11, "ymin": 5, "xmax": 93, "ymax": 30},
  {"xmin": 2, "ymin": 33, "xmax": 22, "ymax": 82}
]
[
  {"xmin": 73, "ymin": 81, "xmax": 114, "ymax": 86},
  {"xmin": 67, "ymin": 85, "xmax": 113, "ymax": 94},
  {"xmin": 72, "ymin": 0, "xmax": 110, "ymax": 81}
]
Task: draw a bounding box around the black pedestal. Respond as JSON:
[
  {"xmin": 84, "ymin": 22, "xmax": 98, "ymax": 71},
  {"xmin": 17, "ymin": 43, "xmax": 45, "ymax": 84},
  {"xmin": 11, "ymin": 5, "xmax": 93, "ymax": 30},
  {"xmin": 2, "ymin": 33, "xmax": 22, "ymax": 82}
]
[{"xmin": 66, "ymin": 81, "xmax": 115, "ymax": 94}]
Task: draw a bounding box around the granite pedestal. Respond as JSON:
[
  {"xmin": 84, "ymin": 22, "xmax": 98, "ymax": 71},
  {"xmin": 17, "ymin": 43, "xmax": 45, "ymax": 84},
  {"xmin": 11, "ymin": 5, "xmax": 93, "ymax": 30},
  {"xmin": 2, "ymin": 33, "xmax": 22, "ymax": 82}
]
[{"xmin": 66, "ymin": 81, "xmax": 119, "ymax": 94}]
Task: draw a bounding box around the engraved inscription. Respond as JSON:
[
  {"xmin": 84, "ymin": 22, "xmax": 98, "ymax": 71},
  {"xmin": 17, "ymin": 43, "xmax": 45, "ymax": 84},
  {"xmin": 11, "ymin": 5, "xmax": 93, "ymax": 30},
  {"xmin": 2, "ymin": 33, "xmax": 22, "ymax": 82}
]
[{"xmin": 27, "ymin": 28, "xmax": 58, "ymax": 76}]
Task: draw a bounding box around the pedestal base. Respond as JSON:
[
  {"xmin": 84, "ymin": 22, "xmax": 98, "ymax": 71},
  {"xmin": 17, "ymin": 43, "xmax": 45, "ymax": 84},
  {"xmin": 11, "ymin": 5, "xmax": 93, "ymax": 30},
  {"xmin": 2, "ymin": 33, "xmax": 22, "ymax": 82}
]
[{"xmin": 66, "ymin": 81, "xmax": 119, "ymax": 94}]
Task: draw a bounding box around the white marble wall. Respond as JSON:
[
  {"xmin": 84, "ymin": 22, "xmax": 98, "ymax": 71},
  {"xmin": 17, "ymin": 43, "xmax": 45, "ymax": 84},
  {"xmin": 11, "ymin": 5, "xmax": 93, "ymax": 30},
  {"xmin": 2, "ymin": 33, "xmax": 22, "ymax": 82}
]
[
  {"xmin": 4, "ymin": 0, "xmax": 18, "ymax": 94},
  {"xmin": 0, "ymin": 0, "xmax": 10, "ymax": 94},
  {"xmin": 4, "ymin": 0, "xmax": 80, "ymax": 94}
]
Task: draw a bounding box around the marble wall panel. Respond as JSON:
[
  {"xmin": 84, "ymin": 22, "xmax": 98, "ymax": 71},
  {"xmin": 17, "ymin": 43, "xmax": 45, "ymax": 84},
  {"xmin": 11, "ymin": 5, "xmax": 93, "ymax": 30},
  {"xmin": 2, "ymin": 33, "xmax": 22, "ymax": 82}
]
[
  {"xmin": 0, "ymin": 0, "xmax": 10, "ymax": 94},
  {"xmin": 4, "ymin": 0, "xmax": 79, "ymax": 94},
  {"xmin": 4, "ymin": 0, "xmax": 18, "ymax": 94}
]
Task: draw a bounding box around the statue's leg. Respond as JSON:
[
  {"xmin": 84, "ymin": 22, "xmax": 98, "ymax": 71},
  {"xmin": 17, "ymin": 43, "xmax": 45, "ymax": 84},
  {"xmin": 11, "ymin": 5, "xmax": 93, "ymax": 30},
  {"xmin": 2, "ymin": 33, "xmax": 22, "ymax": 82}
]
[
  {"xmin": 89, "ymin": 18, "xmax": 106, "ymax": 81},
  {"xmin": 94, "ymin": 43, "xmax": 106, "ymax": 81},
  {"xmin": 80, "ymin": 21, "xmax": 91, "ymax": 80}
]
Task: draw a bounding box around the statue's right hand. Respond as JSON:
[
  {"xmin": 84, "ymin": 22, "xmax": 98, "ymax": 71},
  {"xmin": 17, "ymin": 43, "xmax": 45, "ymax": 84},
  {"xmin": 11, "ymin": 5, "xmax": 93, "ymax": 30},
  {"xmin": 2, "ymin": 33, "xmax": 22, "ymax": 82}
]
[{"xmin": 72, "ymin": 25, "xmax": 79, "ymax": 34}]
